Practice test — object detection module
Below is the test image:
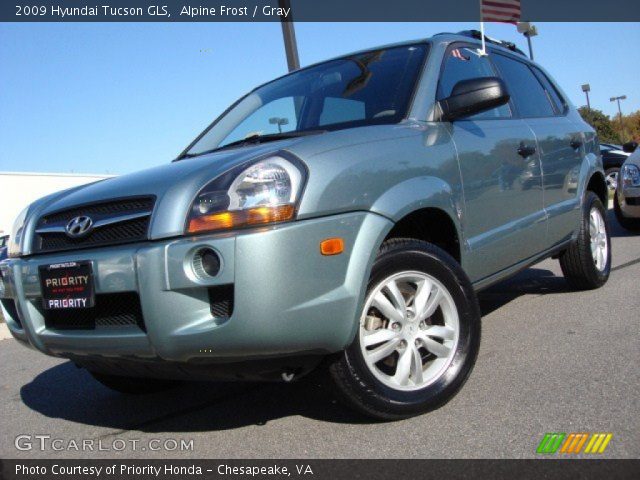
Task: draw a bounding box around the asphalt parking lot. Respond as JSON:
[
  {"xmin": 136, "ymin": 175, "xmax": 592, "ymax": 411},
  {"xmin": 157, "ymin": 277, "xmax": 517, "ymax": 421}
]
[{"xmin": 1, "ymin": 209, "xmax": 638, "ymax": 459}]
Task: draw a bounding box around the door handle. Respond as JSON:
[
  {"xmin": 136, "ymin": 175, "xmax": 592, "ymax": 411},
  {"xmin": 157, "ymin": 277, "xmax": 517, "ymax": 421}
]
[
  {"xmin": 570, "ymin": 139, "xmax": 583, "ymax": 150},
  {"xmin": 517, "ymin": 144, "xmax": 537, "ymax": 158}
]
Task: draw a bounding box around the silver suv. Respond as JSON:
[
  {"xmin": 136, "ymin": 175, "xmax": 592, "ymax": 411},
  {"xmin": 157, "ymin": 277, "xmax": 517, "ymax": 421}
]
[{"xmin": 1, "ymin": 32, "xmax": 610, "ymax": 419}]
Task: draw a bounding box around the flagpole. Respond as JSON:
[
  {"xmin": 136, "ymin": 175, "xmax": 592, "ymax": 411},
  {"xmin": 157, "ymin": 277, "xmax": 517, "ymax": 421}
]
[{"xmin": 479, "ymin": 0, "xmax": 487, "ymax": 56}]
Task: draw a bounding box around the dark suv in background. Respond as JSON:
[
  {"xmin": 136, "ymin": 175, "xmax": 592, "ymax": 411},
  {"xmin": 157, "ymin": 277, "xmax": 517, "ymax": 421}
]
[{"xmin": 601, "ymin": 143, "xmax": 631, "ymax": 191}]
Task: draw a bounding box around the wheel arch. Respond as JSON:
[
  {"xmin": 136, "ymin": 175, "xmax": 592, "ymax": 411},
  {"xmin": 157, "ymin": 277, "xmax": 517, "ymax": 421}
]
[
  {"xmin": 369, "ymin": 176, "xmax": 464, "ymax": 264},
  {"xmin": 383, "ymin": 207, "xmax": 461, "ymax": 263},
  {"xmin": 586, "ymin": 171, "xmax": 608, "ymax": 208}
]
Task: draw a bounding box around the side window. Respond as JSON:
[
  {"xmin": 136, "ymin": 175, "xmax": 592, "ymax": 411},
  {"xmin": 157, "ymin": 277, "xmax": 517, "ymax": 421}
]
[
  {"xmin": 530, "ymin": 66, "xmax": 567, "ymax": 115},
  {"xmin": 491, "ymin": 54, "xmax": 555, "ymax": 118},
  {"xmin": 438, "ymin": 46, "xmax": 511, "ymax": 120}
]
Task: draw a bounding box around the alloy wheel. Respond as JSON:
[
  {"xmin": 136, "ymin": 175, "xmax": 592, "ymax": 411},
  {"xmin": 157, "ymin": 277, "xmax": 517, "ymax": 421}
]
[
  {"xmin": 359, "ymin": 271, "xmax": 459, "ymax": 391},
  {"xmin": 589, "ymin": 207, "xmax": 608, "ymax": 272}
]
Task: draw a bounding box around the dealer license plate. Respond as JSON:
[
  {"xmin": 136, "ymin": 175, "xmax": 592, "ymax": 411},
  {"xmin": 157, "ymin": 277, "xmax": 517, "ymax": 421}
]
[{"xmin": 39, "ymin": 261, "xmax": 95, "ymax": 310}]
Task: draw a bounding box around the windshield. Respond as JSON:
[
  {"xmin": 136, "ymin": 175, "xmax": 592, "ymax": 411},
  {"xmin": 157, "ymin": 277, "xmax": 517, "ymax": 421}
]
[{"xmin": 183, "ymin": 44, "xmax": 428, "ymax": 157}]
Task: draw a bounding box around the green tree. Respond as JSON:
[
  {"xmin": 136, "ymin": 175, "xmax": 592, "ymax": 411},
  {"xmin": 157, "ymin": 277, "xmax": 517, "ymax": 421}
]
[
  {"xmin": 578, "ymin": 107, "xmax": 621, "ymax": 144},
  {"xmin": 620, "ymin": 110, "xmax": 640, "ymax": 143}
]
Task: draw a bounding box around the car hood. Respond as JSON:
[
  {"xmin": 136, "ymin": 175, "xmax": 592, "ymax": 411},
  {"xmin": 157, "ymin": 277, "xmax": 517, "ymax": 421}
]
[
  {"xmin": 25, "ymin": 139, "xmax": 302, "ymax": 245},
  {"xmin": 21, "ymin": 124, "xmax": 417, "ymax": 253}
]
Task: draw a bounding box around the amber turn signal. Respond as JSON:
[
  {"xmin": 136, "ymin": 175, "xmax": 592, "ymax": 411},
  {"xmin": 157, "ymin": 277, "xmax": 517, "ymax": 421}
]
[
  {"xmin": 187, "ymin": 205, "xmax": 295, "ymax": 234},
  {"xmin": 320, "ymin": 238, "xmax": 344, "ymax": 256}
]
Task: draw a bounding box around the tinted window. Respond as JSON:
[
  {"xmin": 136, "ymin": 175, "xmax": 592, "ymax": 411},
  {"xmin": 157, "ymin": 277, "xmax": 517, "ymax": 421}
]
[
  {"xmin": 438, "ymin": 46, "xmax": 510, "ymax": 119},
  {"xmin": 491, "ymin": 54, "xmax": 555, "ymax": 118},
  {"xmin": 530, "ymin": 66, "xmax": 566, "ymax": 114}
]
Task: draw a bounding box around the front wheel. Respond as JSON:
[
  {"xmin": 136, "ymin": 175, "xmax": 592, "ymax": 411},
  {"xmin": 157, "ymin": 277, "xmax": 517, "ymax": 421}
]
[
  {"xmin": 328, "ymin": 239, "xmax": 481, "ymax": 420},
  {"xmin": 559, "ymin": 192, "xmax": 611, "ymax": 290}
]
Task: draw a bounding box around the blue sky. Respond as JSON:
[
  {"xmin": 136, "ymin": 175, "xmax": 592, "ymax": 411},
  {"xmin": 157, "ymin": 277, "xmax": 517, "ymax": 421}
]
[{"xmin": 0, "ymin": 22, "xmax": 638, "ymax": 175}]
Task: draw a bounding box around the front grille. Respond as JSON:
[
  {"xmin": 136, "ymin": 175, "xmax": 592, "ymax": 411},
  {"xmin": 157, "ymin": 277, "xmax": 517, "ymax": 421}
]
[
  {"xmin": 40, "ymin": 292, "xmax": 146, "ymax": 331},
  {"xmin": 33, "ymin": 197, "xmax": 154, "ymax": 254},
  {"xmin": 208, "ymin": 285, "xmax": 234, "ymax": 318},
  {"xmin": 41, "ymin": 198, "xmax": 154, "ymax": 224},
  {"xmin": 38, "ymin": 217, "xmax": 149, "ymax": 252}
]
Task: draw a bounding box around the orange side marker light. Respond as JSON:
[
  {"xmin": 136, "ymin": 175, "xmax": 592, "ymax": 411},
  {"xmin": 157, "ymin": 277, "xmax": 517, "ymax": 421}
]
[{"xmin": 320, "ymin": 238, "xmax": 344, "ymax": 256}]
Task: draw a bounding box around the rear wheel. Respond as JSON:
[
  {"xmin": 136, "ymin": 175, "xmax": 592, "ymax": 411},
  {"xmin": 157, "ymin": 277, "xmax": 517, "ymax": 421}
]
[
  {"xmin": 328, "ymin": 239, "xmax": 481, "ymax": 420},
  {"xmin": 614, "ymin": 193, "xmax": 640, "ymax": 232},
  {"xmin": 89, "ymin": 371, "xmax": 179, "ymax": 394},
  {"xmin": 559, "ymin": 192, "xmax": 611, "ymax": 290}
]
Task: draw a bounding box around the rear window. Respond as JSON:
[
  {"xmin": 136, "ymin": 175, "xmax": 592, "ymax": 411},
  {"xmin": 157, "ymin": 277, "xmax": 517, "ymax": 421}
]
[
  {"xmin": 491, "ymin": 53, "xmax": 555, "ymax": 118},
  {"xmin": 530, "ymin": 66, "xmax": 567, "ymax": 115}
]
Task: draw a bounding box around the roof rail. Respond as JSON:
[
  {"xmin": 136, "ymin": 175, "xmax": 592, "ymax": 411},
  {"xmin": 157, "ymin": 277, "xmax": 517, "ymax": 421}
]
[{"xmin": 438, "ymin": 30, "xmax": 527, "ymax": 57}]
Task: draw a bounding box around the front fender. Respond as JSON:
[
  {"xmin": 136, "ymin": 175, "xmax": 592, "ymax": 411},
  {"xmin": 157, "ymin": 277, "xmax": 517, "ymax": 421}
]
[{"xmin": 369, "ymin": 175, "xmax": 462, "ymax": 226}]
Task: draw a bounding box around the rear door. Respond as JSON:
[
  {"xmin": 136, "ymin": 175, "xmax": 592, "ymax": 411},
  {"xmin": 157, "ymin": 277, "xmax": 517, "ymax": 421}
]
[
  {"xmin": 490, "ymin": 53, "xmax": 584, "ymax": 247},
  {"xmin": 438, "ymin": 44, "xmax": 546, "ymax": 282}
]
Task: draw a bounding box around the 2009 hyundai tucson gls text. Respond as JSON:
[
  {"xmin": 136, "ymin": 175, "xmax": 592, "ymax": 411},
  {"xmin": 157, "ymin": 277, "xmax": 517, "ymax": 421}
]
[{"xmin": 0, "ymin": 32, "xmax": 610, "ymax": 419}]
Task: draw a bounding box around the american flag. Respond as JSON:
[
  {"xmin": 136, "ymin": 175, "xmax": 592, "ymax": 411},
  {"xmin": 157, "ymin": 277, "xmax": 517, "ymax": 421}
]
[
  {"xmin": 452, "ymin": 49, "xmax": 470, "ymax": 61},
  {"xmin": 481, "ymin": 0, "xmax": 521, "ymax": 24}
]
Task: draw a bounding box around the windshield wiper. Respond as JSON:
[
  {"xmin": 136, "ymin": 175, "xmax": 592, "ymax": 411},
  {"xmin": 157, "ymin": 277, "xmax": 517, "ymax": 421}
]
[{"xmin": 177, "ymin": 130, "xmax": 326, "ymax": 160}]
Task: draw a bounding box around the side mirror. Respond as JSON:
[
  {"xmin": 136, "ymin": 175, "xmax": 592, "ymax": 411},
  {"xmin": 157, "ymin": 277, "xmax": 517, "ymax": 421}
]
[
  {"xmin": 439, "ymin": 77, "xmax": 510, "ymax": 122},
  {"xmin": 623, "ymin": 141, "xmax": 638, "ymax": 154}
]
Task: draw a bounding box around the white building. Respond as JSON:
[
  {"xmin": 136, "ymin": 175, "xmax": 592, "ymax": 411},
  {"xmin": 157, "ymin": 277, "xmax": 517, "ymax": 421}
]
[{"xmin": 0, "ymin": 172, "xmax": 114, "ymax": 236}]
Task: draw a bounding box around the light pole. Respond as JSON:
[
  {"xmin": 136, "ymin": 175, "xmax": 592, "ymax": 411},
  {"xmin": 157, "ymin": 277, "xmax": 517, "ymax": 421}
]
[
  {"xmin": 581, "ymin": 84, "xmax": 591, "ymax": 112},
  {"xmin": 517, "ymin": 22, "xmax": 538, "ymax": 60},
  {"xmin": 610, "ymin": 95, "xmax": 627, "ymax": 138},
  {"xmin": 269, "ymin": 117, "xmax": 289, "ymax": 133},
  {"xmin": 278, "ymin": 0, "xmax": 300, "ymax": 72}
]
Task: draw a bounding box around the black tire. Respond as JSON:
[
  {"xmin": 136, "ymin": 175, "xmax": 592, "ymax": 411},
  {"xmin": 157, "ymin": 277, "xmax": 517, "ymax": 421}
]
[
  {"xmin": 614, "ymin": 193, "xmax": 640, "ymax": 232},
  {"xmin": 89, "ymin": 371, "xmax": 179, "ymax": 394},
  {"xmin": 559, "ymin": 191, "xmax": 611, "ymax": 290},
  {"xmin": 605, "ymin": 167, "xmax": 620, "ymax": 192},
  {"xmin": 328, "ymin": 238, "xmax": 481, "ymax": 420}
]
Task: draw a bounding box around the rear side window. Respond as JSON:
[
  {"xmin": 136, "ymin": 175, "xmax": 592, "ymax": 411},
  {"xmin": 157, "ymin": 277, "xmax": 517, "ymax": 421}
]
[
  {"xmin": 490, "ymin": 54, "xmax": 555, "ymax": 118},
  {"xmin": 438, "ymin": 46, "xmax": 511, "ymax": 119},
  {"xmin": 530, "ymin": 66, "xmax": 567, "ymax": 115}
]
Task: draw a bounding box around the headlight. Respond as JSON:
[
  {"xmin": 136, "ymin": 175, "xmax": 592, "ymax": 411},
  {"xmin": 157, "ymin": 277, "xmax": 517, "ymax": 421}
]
[
  {"xmin": 186, "ymin": 156, "xmax": 305, "ymax": 234},
  {"xmin": 622, "ymin": 164, "xmax": 640, "ymax": 187},
  {"xmin": 8, "ymin": 206, "xmax": 29, "ymax": 258}
]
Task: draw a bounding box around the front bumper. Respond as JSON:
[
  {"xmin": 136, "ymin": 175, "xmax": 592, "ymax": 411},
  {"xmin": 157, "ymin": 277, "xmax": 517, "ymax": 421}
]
[
  {"xmin": 0, "ymin": 212, "xmax": 390, "ymax": 364},
  {"xmin": 617, "ymin": 185, "xmax": 640, "ymax": 218}
]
